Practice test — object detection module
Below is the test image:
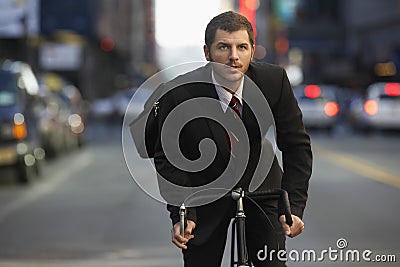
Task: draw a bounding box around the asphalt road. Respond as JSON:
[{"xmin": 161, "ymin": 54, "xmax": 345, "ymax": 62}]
[{"xmin": 0, "ymin": 123, "xmax": 399, "ymax": 267}]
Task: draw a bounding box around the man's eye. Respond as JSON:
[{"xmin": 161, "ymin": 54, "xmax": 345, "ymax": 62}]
[
  {"xmin": 219, "ymin": 45, "xmax": 228, "ymax": 50},
  {"xmin": 239, "ymin": 45, "xmax": 248, "ymax": 50}
]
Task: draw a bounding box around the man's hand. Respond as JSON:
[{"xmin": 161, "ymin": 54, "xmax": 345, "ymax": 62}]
[
  {"xmin": 279, "ymin": 215, "xmax": 304, "ymax": 238},
  {"xmin": 171, "ymin": 220, "xmax": 196, "ymax": 249}
]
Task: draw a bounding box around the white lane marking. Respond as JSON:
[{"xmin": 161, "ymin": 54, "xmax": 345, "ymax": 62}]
[{"xmin": 0, "ymin": 152, "xmax": 93, "ymax": 223}]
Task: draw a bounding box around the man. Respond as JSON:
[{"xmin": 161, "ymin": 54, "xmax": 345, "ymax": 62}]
[{"xmin": 136, "ymin": 11, "xmax": 312, "ymax": 266}]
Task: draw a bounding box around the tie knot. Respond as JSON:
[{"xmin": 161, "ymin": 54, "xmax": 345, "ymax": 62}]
[{"xmin": 229, "ymin": 95, "xmax": 239, "ymax": 108}]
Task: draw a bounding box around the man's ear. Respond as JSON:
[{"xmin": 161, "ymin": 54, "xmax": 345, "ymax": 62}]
[
  {"xmin": 203, "ymin": 45, "xmax": 211, "ymax": 61},
  {"xmin": 251, "ymin": 45, "xmax": 255, "ymax": 61}
]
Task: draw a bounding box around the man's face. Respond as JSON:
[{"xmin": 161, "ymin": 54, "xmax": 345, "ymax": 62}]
[{"xmin": 204, "ymin": 29, "xmax": 255, "ymax": 85}]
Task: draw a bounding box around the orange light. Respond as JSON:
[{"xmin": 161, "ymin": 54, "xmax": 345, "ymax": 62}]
[
  {"xmin": 304, "ymin": 85, "xmax": 321, "ymax": 99},
  {"xmin": 324, "ymin": 102, "xmax": 339, "ymax": 117},
  {"xmin": 275, "ymin": 37, "xmax": 289, "ymax": 55},
  {"xmin": 384, "ymin": 83, "xmax": 400, "ymax": 96},
  {"xmin": 374, "ymin": 62, "xmax": 397, "ymax": 77},
  {"xmin": 364, "ymin": 100, "xmax": 378, "ymax": 115},
  {"xmin": 13, "ymin": 122, "xmax": 27, "ymax": 140}
]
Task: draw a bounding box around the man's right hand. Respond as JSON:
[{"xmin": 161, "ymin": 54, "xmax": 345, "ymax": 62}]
[{"xmin": 171, "ymin": 220, "xmax": 196, "ymax": 249}]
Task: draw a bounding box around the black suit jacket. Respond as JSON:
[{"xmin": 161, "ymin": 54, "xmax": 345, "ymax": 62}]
[{"xmin": 135, "ymin": 62, "xmax": 312, "ymax": 245}]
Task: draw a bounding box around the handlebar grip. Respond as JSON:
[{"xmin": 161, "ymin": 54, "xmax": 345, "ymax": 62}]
[
  {"xmin": 246, "ymin": 189, "xmax": 293, "ymax": 226},
  {"xmin": 246, "ymin": 188, "xmax": 280, "ymax": 197},
  {"xmin": 280, "ymin": 190, "xmax": 293, "ymax": 226}
]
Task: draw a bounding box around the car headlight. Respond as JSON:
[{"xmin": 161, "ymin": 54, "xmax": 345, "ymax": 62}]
[{"xmin": 68, "ymin": 114, "xmax": 84, "ymax": 134}]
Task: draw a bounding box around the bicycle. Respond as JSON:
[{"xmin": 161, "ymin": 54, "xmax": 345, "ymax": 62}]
[{"xmin": 180, "ymin": 188, "xmax": 293, "ymax": 267}]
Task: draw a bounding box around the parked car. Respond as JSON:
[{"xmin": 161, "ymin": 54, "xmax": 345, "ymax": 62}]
[
  {"xmin": 111, "ymin": 87, "xmax": 137, "ymax": 119},
  {"xmin": 89, "ymin": 97, "xmax": 115, "ymax": 121},
  {"xmin": 59, "ymin": 83, "xmax": 86, "ymax": 146},
  {"xmin": 36, "ymin": 87, "xmax": 71, "ymax": 157},
  {"xmin": 293, "ymin": 84, "xmax": 341, "ymax": 131},
  {"xmin": 349, "ymin": 82, "xmax": 400, "ymax": 131},
  {"xmin": 0, "ymin": 61, "xmax": 45, "ymax": 183},
  {"xmin": 37, "ymin": 73, "xmax": 86, "ymax": 154}
]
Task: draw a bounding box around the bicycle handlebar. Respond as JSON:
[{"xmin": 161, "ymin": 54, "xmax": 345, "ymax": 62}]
[
  {"xmin": 245, "ymin": 189, "xmax": 293, "ymax": 226},
  {"xmin": 179, "ymin": 188, "xmax": 293, "ymax": 236}
]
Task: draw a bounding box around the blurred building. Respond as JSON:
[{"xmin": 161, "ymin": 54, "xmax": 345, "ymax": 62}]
[
  {"xmin": 97, "ymin": 0, "xmax": 156, "ymax": 88},
  {"xmin": 344, "ymin": 0, "xmax": 400, "ymax": 85},
  {"xmin": 3, "ymin": 0, "xmax": 398, "ymax": 96},
  {"xmin": 0, "ymin": 0, "xmax": 39, "ymax": 62},
  {"xmin": 249, "ymin": 0, "xmax": 400, "ymax": 89},
  {"xmin": 39, "ymin": 0, "xmax": 156, "ymax": 99},
  {"xmin": 0, "ymin": 0, "xmax": 156, "ymax": 100}
]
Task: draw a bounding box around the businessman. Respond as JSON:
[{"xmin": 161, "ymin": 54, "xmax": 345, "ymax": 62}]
[{"xmin": 136, "ymin": 11, "xmax": 312, "ymax": 266}]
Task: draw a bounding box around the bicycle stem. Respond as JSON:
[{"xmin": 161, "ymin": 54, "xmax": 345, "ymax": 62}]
[{"xmin": 232, "ymin": 188, "xmax": 249, "ymax": 266}]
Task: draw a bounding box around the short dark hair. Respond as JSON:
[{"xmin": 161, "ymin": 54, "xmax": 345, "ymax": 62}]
[{"xmin": 205, "ymin": 11, "xmax": 255, "ymax": 48}]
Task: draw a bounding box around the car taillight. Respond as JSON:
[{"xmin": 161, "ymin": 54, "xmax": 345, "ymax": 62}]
[
  {"xmin": 13, "ymin": 113, "xmax": 27, "ymax": 140},
  {"xmin": 384, "ymin": 83, "xmax": 400, "ymax": 97},
  {"xmin": 364, "ymin": 100, "xmax": 378, "ymax": 115},
  {"xmin": 324, "ymin": 102, "xmax": 339, "ymax": 117},
  {"xmin": 304, "ymin": 85, "xmax": 321, "ymax": 99}
]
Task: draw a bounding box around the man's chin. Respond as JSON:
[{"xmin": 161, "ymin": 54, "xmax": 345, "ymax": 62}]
[
  {"xmin": 221, "ymin": 72, "xmax": 243, "ymax": 83},
  {"xmin": 218, "ymin": 68, "xmax": 243, "ymax": 81}
]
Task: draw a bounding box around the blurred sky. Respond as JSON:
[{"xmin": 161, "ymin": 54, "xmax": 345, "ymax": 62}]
[{"xmin": 155, "ymin": 0, "xmax": 234, "ymax": 68}]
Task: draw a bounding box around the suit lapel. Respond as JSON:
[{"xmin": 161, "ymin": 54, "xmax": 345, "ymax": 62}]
[
  {"xmin": 242, "ymin": 77, "xmax": 260, "ymax": 136},
  {"xmin": 194, "ymin": 82, "xmax": 232, "ymax": 156}
]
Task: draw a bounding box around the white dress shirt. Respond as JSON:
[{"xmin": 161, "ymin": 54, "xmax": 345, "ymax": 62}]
[{"xmin": 212, "ymin": 71, "xmax": 244, "ymax": 116}]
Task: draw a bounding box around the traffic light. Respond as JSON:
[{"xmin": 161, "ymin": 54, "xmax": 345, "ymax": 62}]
[
  {"xmin": 275, "ymin": 37, "xmax": 289, "ymax": 55},
  {"xmin": 100, "ymin": 37, "xmax": 115, "ymax": 52}
]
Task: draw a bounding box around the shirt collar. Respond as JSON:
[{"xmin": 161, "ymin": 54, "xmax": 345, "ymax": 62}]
[{"xmin": 212, "ymin": 71, "xmax": 244, "ymax": 112}]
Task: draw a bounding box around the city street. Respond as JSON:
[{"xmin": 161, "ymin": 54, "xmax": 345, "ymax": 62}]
[
  {"xmin": 0, "ymin": 123, "xmax": 399, "ymax": 267},
  {"xmin": 1, "ymin": 1, "xmax": 399, "ymax": 267}
]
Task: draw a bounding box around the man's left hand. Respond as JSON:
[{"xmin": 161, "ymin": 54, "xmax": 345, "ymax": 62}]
[{"xmin": 279, "ymin": 214, "xmax": 304, "ymax": 238}]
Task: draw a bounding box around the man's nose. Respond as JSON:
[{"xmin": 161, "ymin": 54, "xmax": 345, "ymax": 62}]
[{"xmin": 229, "ymin": 47, "xmax": 239, "ymax": 61}]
